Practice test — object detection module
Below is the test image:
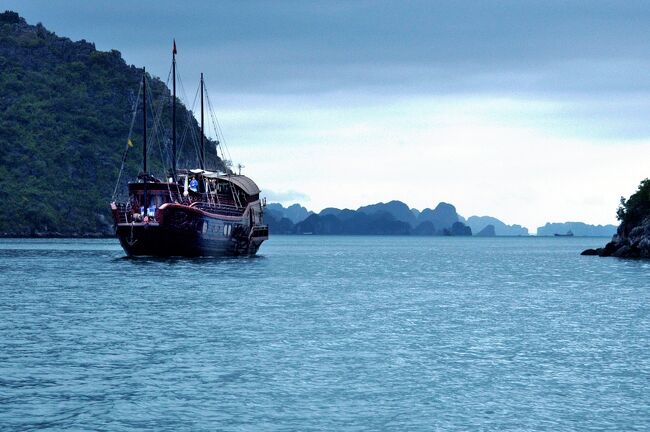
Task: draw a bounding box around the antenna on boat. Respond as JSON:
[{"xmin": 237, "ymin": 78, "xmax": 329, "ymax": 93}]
[
  {"xmin": 142, "ymin": 68, "xmax": 148, "ymax": 215},
  {"xmin": 172, "ymin": 39, "xmax": 177, "ymax": 181},
  {"xmin": 200, "ymin": 72, "xmax": 205, "ymax": 170}
]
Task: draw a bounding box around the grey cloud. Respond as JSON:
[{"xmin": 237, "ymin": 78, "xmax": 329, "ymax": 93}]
[
  {"xmin": 8, "ymin": 0, "xmax": 650, "ymax": 136},
  {"xmin": 262, "ymin": 189, "xmax": 310, "ymax": 204},
  {"xmin": 10, "ymin": 0, "xmax": 650, "ymax": 92}
]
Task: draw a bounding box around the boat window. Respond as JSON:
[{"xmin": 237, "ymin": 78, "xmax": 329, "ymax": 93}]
[{"xmin": 146, "ymin": 197, "xmax": 157, "ymax": 217}]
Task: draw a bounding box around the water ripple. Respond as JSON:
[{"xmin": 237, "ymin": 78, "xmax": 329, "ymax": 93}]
[{"xmin": 1, "ymin": 237, "xmax": 649, "ymax": 430}]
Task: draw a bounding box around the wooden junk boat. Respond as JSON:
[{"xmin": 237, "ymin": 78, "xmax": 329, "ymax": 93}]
[{"xmin": 110, "ymin": 43, "xmax": 268, "ymax": 256}]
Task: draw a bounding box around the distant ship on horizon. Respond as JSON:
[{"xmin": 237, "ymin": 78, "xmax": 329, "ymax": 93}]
[
  {"xmin": 554, "ymin": 230, "xmax": 574, "ymax": 237},
  {"xmin": 110, "ymin": 42, "xmax": 268, "ymax": 257}
]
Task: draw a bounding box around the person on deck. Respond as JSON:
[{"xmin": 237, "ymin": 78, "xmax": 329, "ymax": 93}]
[{"xmin": 189, "ymin": 177, "xmax": 199, "ymax": 193}]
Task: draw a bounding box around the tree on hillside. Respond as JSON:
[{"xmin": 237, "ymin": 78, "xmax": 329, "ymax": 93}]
[{"xmin": 617, "ymin": 178, "xmax": 650, "ymax": 230}]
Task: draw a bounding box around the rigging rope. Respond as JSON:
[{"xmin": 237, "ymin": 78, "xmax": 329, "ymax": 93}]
[
  {"xmin": 186, "ymin": 82, "xmax": 203, "ymax": 167},
  {"xmin": 175, "ymin": 64, "xmax": 195, "ymax": 167},
  {"xmin": 112, "ymin": 63, "xmax": 239, "ymax": 206},
  {"xmin": 204, "ymin": 81, "xmax": 233, "ymax": 169},
  {"xmin": 112, "ymin": 79, "xmax": 143, "ymax": 201},
  {"xmin": 145, "ymin": 74, "xmax": 175, "ymax": 202},
  {"xmin": 174, "ymin": 64, "xmax": 211, "ymax": 172}
]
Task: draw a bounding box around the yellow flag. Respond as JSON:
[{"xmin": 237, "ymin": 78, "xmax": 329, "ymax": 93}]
[{"xmin": 128, "ymin": 138, "xmax": 134, "ymax": 148}]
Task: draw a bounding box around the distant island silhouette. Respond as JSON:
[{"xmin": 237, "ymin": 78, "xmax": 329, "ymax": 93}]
[{"xmin": 266, "ymin": 201, "xmax": 617, "ymax": 237}]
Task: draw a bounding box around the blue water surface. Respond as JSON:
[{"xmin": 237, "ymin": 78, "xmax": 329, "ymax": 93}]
[{"xmin": 1, "ymin": 236, "xmax": 649, "ymax": 431}]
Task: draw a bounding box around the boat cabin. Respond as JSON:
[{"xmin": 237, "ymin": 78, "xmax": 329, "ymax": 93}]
[{"xmin": 124, "ymin": 171, "xmax": 262, "ymax": 222}]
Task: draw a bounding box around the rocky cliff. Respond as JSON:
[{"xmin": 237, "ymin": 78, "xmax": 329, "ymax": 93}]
[
  {"xmin": 582, "ymin": 179, "xmax": 650, "ymax": 258},
  {"xmin": 0, "ymin": 11, "xmax": 221, "ymax": 236}
]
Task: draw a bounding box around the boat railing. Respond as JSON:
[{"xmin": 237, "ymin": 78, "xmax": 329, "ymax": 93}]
[
  {"xmin": 250, "ymin": 224, "xmax": 269, "ymax": 239},
  {"xmin": 190, "ymin": 201, "xmax": 245, "ymax": 216},
  {"xmin": 114, "ymin": 202, "xmax": 131, "ymax": 224}
]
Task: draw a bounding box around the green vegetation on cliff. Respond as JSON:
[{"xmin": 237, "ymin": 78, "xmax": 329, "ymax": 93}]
[
  {"xmin": 583, "ymin": 178, "xmax": 650, "ymax": 258},
  {"xmin": 617, "ymin": 178, "xmax": 650, "ymax": 232},
  {"xmin": 0, "ymin": 11, "xmax": 221, "ymax": 236}
]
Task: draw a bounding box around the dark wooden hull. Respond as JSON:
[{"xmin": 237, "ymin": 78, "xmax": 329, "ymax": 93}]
[{"xmin": 113, "ymin": 203, "xmax": 267, "ymax": 257}]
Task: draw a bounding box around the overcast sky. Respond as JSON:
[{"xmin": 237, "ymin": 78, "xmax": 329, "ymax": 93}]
[{"xmin": 7, "ymin": 0, "xmax": 650, "ymax": 231}]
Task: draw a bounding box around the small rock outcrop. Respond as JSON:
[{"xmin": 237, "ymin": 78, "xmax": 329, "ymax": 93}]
[
  {"xmin": 446, "ymin": 221, "xmax": 472, "ymax": 236},
  {"xmin": 467, "ymin": 216, "xmax": 528, "ymax": 236},
  {"xmin": 476, "ymin": 224, "xmax": 496, "ymax": 237},
  {"xmin": 417, "ymin": 202, "xmax": 462, "ymax": 234},
  {"xmin": 582, "ymin": 217, "xmax": 650, "ymax": 258},
  {"xmin": 357, "ymin": 201, "xmax": 418, "ymax": 227},
  {"xmin": 412, "ymin": 221, "xmax": 436, "ymax": 235},
  {"xmin": 582, "ymin": 179, "xmax": 650, "ymax": 259}
]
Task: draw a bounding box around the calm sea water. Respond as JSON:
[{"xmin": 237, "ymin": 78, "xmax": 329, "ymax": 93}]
[{"xmin": 1, "ymin": 236, "xmax": 649, "ymax": 431}]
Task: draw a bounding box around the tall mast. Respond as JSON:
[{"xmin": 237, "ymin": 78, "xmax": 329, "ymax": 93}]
[
  {"xmin": 143, "ymin": 68, "xmax": 147, "ymax": 174},
  {"xmin": 172, "ymin": 39, "xmax": 177, "ymax": 181},
  {"xmin": 142, "ymin": 68, "xmax": 148, "ymax": 214},
  {"xmin": 200, "ymin": 72, "xmax": 205, "ymax": 170}
]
